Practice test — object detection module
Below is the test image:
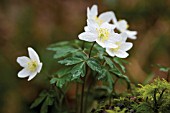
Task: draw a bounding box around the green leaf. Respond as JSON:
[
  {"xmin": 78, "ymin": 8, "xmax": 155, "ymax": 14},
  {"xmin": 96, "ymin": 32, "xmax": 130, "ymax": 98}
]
[
  {"xmin": 109, "ymin": 69, "xmax": 131, "ymax": 89},
  {"xmin": 113, "ymin": 57, "xmax": 126, "ymax": 73},
  {"xmin": 45, "ymin": 96, "xmax": 54, "ymax": 106},
  {"xmin": 97, "ymin": 67, "xmax": 114, "ymax": 90},
  {"xmin": 40, "ymin": 99, "xmax": 48, "ymax": 113},
  {"xmin": 47, "ymin": 41, "xmax": 69, "ymax": 49},
  {"xmin": 87, "ymin": 58, "xmax": 102, "ymax": 73},
  {"xmin": 58, "ymin": 57, "xmax": 83, "ymax": 65},
  {"xmin": 54, "ymin": 67, "xmax": 72, "ymax": 77},
  {"xmin": 97, "ymin": 68, "xmax": 107, "ymax": 80},
  {"xmin": 71, "ymin": 62, "xmax": 86, "ymax": 78},
  {"xmin": 156, "ymin": 64, "xmax": 170, "ymax": 72},
  {"xmin": 104, "ymin": 56, "xmax": 114, "ymax": 68},
  {"xmin": 50, "ymin": 75, "xmax": 72, "ymax": 88},
  {"xmin": 50, "ymin": 46, "xmax": 79, "ymax": 59},
  {"xmin": 121, "ymin": 75, "xmax": 131, "ymax": 89},
  {"xmin": 31, "ymin": 90, "xmax": 56, "ymax": 113},
  {"xmin": 106, "ymin": 71, "xmax": 114, "ymax": 90},
  {"xmin": 50, "ymin": 78, "xmax": 58, "ymax": 84},
  {"xmin": 110, "ymin": 69, "xmax": 123, "ymax": 78},
  {"xmin": 73, "ymin": 51, "xmax": 88, "ymax": 60},
  {"xmin": 30, "ymin": 90, "xmax": 48, "ymax": 109}
]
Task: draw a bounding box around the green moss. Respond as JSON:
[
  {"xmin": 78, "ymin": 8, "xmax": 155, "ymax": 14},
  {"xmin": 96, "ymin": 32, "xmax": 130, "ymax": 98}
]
[{"xmin": 136, "ymin": 78, "xmax": 170, "ymax": 113}]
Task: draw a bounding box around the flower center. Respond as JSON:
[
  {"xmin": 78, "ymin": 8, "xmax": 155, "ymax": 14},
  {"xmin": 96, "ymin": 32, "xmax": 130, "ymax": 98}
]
[
  {"xmin": 110, "ymin": 42, "xmax": 121, "ymax": 52},
  {"xmin": 94, "ymin": 16, "xmax": 103, "ymax": 25},
  {"xmin": 27, "ymin": 61, "xmax": 38, "ymax": 72},
  {"xmin": 97, "ymin": 28, "xmax": 110, "ymax": 42}
]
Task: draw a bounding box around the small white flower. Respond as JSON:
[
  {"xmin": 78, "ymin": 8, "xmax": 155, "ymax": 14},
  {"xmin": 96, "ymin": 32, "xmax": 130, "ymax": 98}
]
[
  {"xmin": 79, "ymin": 20, "xmax": 117, "ymax": 48},
  {"xmin": 84, "ymin": 4, "xmax": 115, "ymax": 31},
  {"xmin": 17, "ymin": 47, "xmax": 43, "ymax": 81},
  {"xmin": 112, "ymin": 13, "xmax": 137, "ymax": 39},
  {"xmin": 106, "ymin": 33, "xmax": 133, "ymax": 58}
]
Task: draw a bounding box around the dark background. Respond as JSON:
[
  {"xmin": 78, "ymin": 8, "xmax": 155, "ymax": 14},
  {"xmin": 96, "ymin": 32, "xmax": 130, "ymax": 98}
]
[{"xmin": 0, "ymin": 0, "xmax": 170, "ymax": 113}]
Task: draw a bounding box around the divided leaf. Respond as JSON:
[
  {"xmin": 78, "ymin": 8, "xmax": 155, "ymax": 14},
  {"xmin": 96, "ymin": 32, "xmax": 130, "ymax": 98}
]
[
  {"xmin": 54, "ymin": 67, "xmax": 72, "ymax": 77},
  {"xmin": 87, "ymin": 58, "xmax": 102, "ymax": 73},
  {"xmin": 113, "ymin": 57, "xmax": 126, "ymax": 73},
  {"xmin": 48, "ymin": 46, "xmax": 79, "ymax": 59},
  {"xmin": 30, "ymin": 90, "xmax": 48, "ymax": 109},
  {"xmin": 30, "ymin": 90, "xmax": 56, "ymax": 113},
  {"xmin": 47, "ymin": 41, "xmax": 69, "ymax": 49},
  {"xmin": 104, "ymin": 56, "xmax": 114, "ymax": 68},
  {"xmin": 50, "ymin": 75, "xmax": 72, "ymax": 88},
  {"xmin": 71, "ymin": 62, "xmax": 86, "ymax": 78},
  {"xmin": 58, "ymin": 57, "xmax": 83, "ymax": 65}
]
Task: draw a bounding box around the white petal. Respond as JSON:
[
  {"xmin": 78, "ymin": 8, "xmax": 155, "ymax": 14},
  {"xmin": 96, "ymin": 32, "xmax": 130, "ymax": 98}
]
[
  {"xmin": 106, "ymin": 48, "xmax": 116, "ymax": 57},
  {"xmin": 110, "ymin": 32, "xmax": 122, "ymax": 42},
  {"xmin": 17, "ymin": 56, "xmax": 30, "ymax": 67},
  {"xmin": 128, "ymin": 35, "xmax": 137, "ymax": 40},
  {"xmin": 28, "ymin": 71, "xmax": 37, "ymax": 81},
  {"xmin": 105, "ymin": 36, "xmax": 119, "ymax": 48},
  {"xmin": 96, "ymin": 39, "xmax": 106, "ymax": 48},
  {"xmin": 28, "ymin": 47, "xmax": 40, "ymax": 63},
  {"xmin": 98, "ymin": 11, "xmax": 115, "ymax": 23},
  {"xmin": 87, "ymin": 19, "xmax": 99, "ymax": 31},
  {"xmin": 120, "ymin": 32, "xmax": 128, "ymax": 42},
  {"xmin": 116, "ymin": 20, "xmax": 128, "ymax": 31},
  {"xmin": 100, "ymin": 22, "xmax": 115, "ymax": 30},
  {"xmin": 115, "ymin": 50, "xmax": 129, "ymax": 58},
  {"xmin": 125, "ymin": 30, "xmax": 137, "ymax": 39},
  {"xmin": 37, "ymin": 63, "xmax": 43, "ymax": 73},
  {"xmin": 90, "ymin": 5, "xmax": 98, "ymax": 17},
  {"xmin": 120, "ymin": 42, "xmax": 133, "ymax": 51},
  {"xmin": 112, "ymin": 12, "xmax": 117, "ymax": 23},
  {"xmin": 78, "ymin": 32, "xmax": 96, "ymax": 42},
  {"xmin": 18, "ymin": 68, "xmax": 30, "ymax": 78},
  {"xmin": 105, "ymin": 41, "xmax": 118, "ymax": 48},
  {"xmin": 84, "ymin": 26, "xmax": 90, "ymax": 32},
  {"xmin": 87, "ymin": 7, "xmax": 90, "ymax": 18}
]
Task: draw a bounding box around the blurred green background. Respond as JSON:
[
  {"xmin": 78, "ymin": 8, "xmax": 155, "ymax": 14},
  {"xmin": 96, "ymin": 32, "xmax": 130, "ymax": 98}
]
[{"xmin": 0, "ymin": 0, "xmax": 170, "ymax": 113}]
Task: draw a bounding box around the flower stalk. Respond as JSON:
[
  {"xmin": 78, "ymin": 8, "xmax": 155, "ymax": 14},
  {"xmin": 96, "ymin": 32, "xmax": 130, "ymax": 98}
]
[{"xmin": 80, "ymin": 42, "xmax": 95, "ymax": 113}]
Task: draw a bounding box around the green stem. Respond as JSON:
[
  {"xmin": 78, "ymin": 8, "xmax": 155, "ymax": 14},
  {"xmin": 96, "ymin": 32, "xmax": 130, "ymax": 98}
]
[
  {"xmin": 80, "ymin": 77, "xmax": 86, "ymax": 113},
  {"xmin": 76, "ymin": 83, "xmax": 79, "ymax": 113},
  {"xmin": 80, "ymin": 42, "xmax": 95, "ymax": 113},
  {"xmin": 89, "ymin": 42, "xmax": 96, "ymax": 58},
  {"xmin": 84, "ymin": 72, "xmax": 97, "ymax": 112}
]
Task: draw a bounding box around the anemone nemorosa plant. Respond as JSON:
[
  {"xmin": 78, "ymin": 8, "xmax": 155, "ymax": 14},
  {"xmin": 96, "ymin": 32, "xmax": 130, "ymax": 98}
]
[{"xmin": 16, "ymin": 4, "xmax": 137, "ymax": 113}]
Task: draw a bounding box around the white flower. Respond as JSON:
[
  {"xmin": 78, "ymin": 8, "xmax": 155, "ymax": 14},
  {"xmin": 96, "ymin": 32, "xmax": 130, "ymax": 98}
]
[
  {"xmin": 84, "ymin": 4, "xmax": 115, "ymax": 31},
  {"xmin": 112, "ymin": 13, "xmax": 137, "ymax": 39},
  {"xmin": 79, "ymin": 20, "xmax": 117, "ymax": 48},
  {"xmin": 17, "ymin": 47, "xmax": 43, "ymax": 81},
  {"xmin": 106, "ymin": 33, "xmax": 133, "ymax": 58}
]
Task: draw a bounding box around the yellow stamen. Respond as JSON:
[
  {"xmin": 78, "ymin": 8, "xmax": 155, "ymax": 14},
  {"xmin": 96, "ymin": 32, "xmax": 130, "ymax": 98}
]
[
  {"xmin": 94, "ymin": 16, "xmax": 103, "ymax": 25},
  {"xmin": 97, "ymin": 28, "xmax": 110, "ymax": 42},
  {"xmin": 27, "ymin": 61, "xmax": 38, "ymax": 72},
  {"xmin": 110, "ymin": 42, "xmax": 121, "ymax": 52}
]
